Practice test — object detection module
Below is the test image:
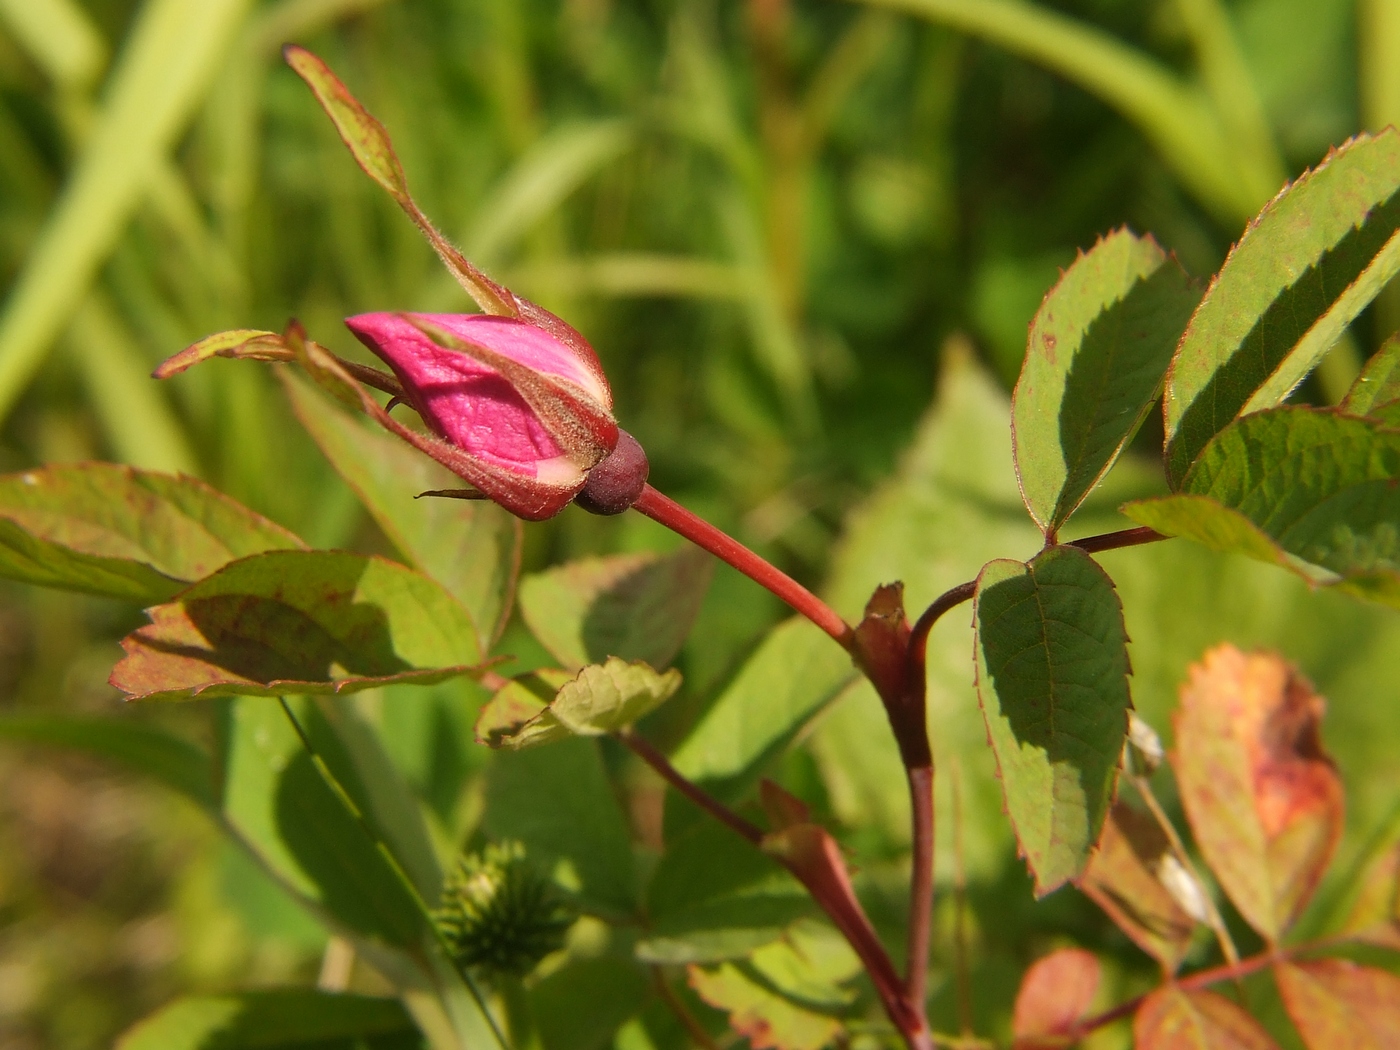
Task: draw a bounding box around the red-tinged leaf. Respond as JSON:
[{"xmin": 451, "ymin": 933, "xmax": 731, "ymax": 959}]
[
  {"xmin": 1134, "ymin": 987, "xmax": 1279, "ymax": 1050},
  {"xmin": 687, "ymin": 963, "xmax": 843, "ymax": 1050},
  {"xmin": 1172, "ymin": 645, "xmax": 1343, "ymax": 941},
  {"xmin": 1077, "ymin": 803, "xmax": 1200, "ymax": 972},
  {"xmin": 111, "ymin": 551, "xmax": 485, "ymax": 702},
  {"xmin": 152, "ymin": 330, "xmax": 290, "ymax": 379},
  {"xmin": 1011, "ymin": 947, "xmax": 1101, "ymax": 1048},
  {"xmin": 1339, "ymin": 844, "xmax": 1400, "ymax": 948},
  {"xmin": 1275, "ymin": 959, "xmax": 1400, "ymax": 1049}
]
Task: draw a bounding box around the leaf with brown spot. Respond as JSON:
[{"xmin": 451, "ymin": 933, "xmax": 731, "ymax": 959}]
[
  {"xmin": 1172, "ymin": 645, "xmax": 1343, "ymax": 940},
  {"xmin": 1134, "ymin": 987, "xmax": 1279, "ymax": 1049},
  {"xmin": 1011, "ymin": 947, "xmax": 1100, "ymax": 1048},
  {"xmin": 1275, "ymin": 960, "xmax": 1400, "ymax": 1050},
  {"xmin": 111, "ymin": 551, "xmax": 485, "ymax": 702},
  {"xmin": 1077, "ymin": 802, "xmax": 1199, "ymax": 972}
]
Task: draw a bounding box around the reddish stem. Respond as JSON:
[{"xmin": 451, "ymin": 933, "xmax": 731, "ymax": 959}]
[
  {"xmin": 905, "ymin": 764, "xmax": 935, "ymax": 1008},
  {"xmin": 1067, "ymin": 525, "xmax": 1166, "ymax": 555},
  {"xmin": 632, "ymin": 485, "xmax": 852, "ymax": 646},
  {"xmin": 619, "ymin": 731, "xmax": 764, "ymax": 846}
]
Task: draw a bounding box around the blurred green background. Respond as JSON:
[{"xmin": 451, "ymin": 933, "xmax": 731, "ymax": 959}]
[{"xmin": 1, "ymin": 0, "xmax": 1398, "ymax": 1047}]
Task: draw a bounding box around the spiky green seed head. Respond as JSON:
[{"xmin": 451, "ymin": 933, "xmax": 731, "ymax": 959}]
[{"xmin": 433, "ymin": 841, "xmax": 574, "ymax": 979}]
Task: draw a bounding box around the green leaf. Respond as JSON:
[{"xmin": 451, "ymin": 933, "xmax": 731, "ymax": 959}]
[
  {"xmin": 639, "ymin": 821, "xmax": 810, "ymax": 964},
  {"xmin": 973, "ymin": 544, "xmax": 1132, "ymax": 895},
  {"xmin": 1164, "ymin": 129, "xmax": 1400, "ymax": 485},
  {"xmin": 483, "ymin": 737, "xmax": 638, "ymax": 915},
  {"xmin": 1012, "ymin": 228, "xmax": 1198, "ymax": 535},
  {"xmin": 748, "ymin": 921, "xmax": 862, "ymax": 1011},
  {"xmin": 1275, "ymin": 959, "xmax": 1400, "ymax": 1049},
  {"xmin": 529, "ymin": 957, "xmax": 652, "ymax": 1050},
  {"xmin": 484, "ymin": 658, "xmax": 683, "ymax": 750},
  {"xmin": 283, "ymin": 372, "xmax": 522, "ymax": 651},
  {"xmin": 0, "ymin": 463, "xmax": 304, "ymax": 602},
  {"xmin": 670, "ymin": 618, "xmax": 855, "ymax": 800},
  {"xmin": 114, "ymin": 990, "xmax": 421, "ymax": 1050},
  {"xmin": 687, "ymin": 963, "xmax": 844, "ymax": 1050},
  {"xmin": 1126, "ymin": 408, "xmax": 1400, "ymax": 603},
  {"xmin": 0, "ymin": 0, "xmax": 252, "ymax": 423},
  {"xmin": 519, "ymin": 548, "xmax": 713, "ymax": 671},
  {"xmin": 0, "ymin": 714, "xmax": 215, "ymax": 809},
  {"xmin": 1133, "ymin": 987, "xmax": 1279, "ymax": 1049},
  {"xmin": 1342, "ymin": 333, "xmax": 1400, "ymax": 416},
  {"xmin": 111, "ymin": 551, "xmax": 485, "ymax": 702}
]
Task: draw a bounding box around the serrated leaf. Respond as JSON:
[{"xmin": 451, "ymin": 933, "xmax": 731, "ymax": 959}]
[
  {"xmin": 672, "ymin": 618, "xmax": 856, "ymax": 799},
  {"xmin": 114, "ymin": 990, "xmax": 421, "ymax": 1050},
  {"xmin": 111, "ymin": 551, "xmax": 484, "ymax": 702},
  {"xmin": 0, "ymin": 463, "xmax": 304, "ymax": 602},
  {"xmin": 1076, "ymin": 802, "xmax": 1199, "ymax": 971},
  {"xmin": 1012, "ymin": 228, "xmax": 1198, "ymax": 535},
  {"xmin": 519, "ymin": 548, "xmax": 713, "ymax": 671},
  {"xmin": 687, "ymin": 963, "xmax": 844, "ymax": 1050},
  {"xmin": 1011, "ymin": 947, "xmax": 1100, "ymax": 1048},
  {"xmin": 484, "ymin": 658, "xmax": 682, "ymax": 749},
  {"xmin": 1342, "ymin": 334, "xmax": 1400, "ymax": 416},
  {"xmin": 1172, "ymin": 645, "xmax": 1343, "ymax": 941},
  {"xmin": 283, "ymin": 372, "xmax": 521, "ymax": 650},
  {"xmin": 1275, "ymin": 959, "xmax": 1400, "ymax": 1049},
  {"xmin": 1133, "ymin": 987, "xmax": 1279, "ymax": 1049},
  {"xmin": 973, "ymin": 545, "xmax": 1132, "ymax": 895},
  {"xmin": 483, "ymin": 737, "xmax": 637, "ymax": 915},
  {"xmin": 474, "ymin": 670, "xmax": 572, "ymax": 748},
  {"xmin": 1126, "ymin": 408, "xmax": 1400, "ymax": 605},
  {"xmin": 639, "ymin": 821, "xmax": 810, "ymax": 965},
  {"xmin": 1339, "ymin": 843, "xmax": 1400, "ymax": 948},
  {"xmin": 1165, "ymin": 130, "xmax": 1400, "ymax": 485},
  {"xmin": 0, "ymin": 714, "xmax": 215, "ymax": 809}
]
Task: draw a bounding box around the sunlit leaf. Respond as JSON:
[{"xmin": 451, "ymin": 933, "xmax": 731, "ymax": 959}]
[
  {"xmin": 687, "ymin": 963, "xmax": 844, "ymax": 1050},
  {"xmin": 519, "ymin": 548, "xmax": 712, "ymax": 671},
  {"xmin": 113, "ymin": 990, "xmax": 421, "ymax": 1050},
  {"xmin": 283, "ymin": 372, "xmax": 522, "ymax": 650},
  {"xmin": 1342, "ymin": 334, "xmax": 1400, "ymax": 416},
  {"xmin": 1076, "ymin": 802, "xmax": 1199, "ymax": 971},
  {"xmin": 749, "ymin": 921, "xmax": 861, "ymax": 1011},
  {"xmin": 1133, "ymin": 987, "xmax": 1279, "ymax": 1049},
  {"xmin": 1012, "ymin": 228, "xmax": 1197, "ymax": 535},
  {"xmin": 973, "ymin": 544, "xmax": 1132, "ymax": 895},
  {"xmin": 152, "ymin": 329, "xmax": 290, "ymax": 379},
  {"xmin": 1275, "ymin": 959, "xmax": 1400, "ymax": 1049},
  {"xmin": 1165, "ymin": 130, "xmax": 1400, "ymax": 485},
  {"xmin": 1172, "ymin": 645, "xmax": 1343, "ymax": 941},
  {"xmin": 1011, "ymin": 947, "xmax": 1100, "ymax": 1048},
  {"xmin": 0, "ymin": 463, "xmax": 304, "ymax": 602},
  {"xmin": 111, "ymin": 551, "xmax": 485, "ymax": 702}
]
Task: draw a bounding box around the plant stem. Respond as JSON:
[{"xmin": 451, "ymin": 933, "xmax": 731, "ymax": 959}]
[
  {"xmin": 632, "ymin": 484, "xmax": 852, "ymax": 646},
  {"xmin": 618, "ymin": 730, "xmax": 764, "ymax": 846},
  {"xmin": 908, "ymin": 581, "xmax": 977, "ymax": 673},
  {"xmin": 906, "ymin": 763, "xmax": 935, "ymax": 1008},
  {"xmin": 1067, "ymin": 525, "xmax": 1166, "ymax": 555}
]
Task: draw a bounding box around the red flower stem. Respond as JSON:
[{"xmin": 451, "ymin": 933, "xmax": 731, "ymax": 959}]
[
  {"xmin": 618, "ymin": 730, "xmax": 764, "ymax": 846},
  {"xmin": 1067, "ymin": 524, "xmax": 1166, "ymax": 555},
  {"xmin": 905, "ymin": 763, "xmax": 934, "ymax": 1009},
  {"xmin": 632, "ymin": 485, "xmax": 852, "ymax": 647}
]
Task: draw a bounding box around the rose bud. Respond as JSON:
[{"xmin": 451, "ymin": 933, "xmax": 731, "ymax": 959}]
[{"xmin": 345, "ymin": 311, "xmax": 624, "ymax": 521}]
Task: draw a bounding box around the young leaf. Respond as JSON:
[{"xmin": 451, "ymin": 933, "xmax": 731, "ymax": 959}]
[
  {"xmin": 0, "ymin": 714, "xmax": 215, "ymax": 809},
  {"xmin": 113, "ymin": 990, "xmax": 420, "ymax": 1050},
  {"xmin": 1126, "ymin": 408, "xmax": 1400, "ymax": 605},
  {"xmin": 110, "ymin": 551, "xmax": 486, "ymax": 702},
  {"xmin": 671, "ymin": 618, "xmax": 857, "ymax": 799},
  {"xmin": 687, "ymin": 963, "xmax": 844, "ymax": 1050},
  {"xmin": 284, "ymin": 372, "xmax": 522, "ymax": 651},
  {"xmin": 1341, "ymin": 333, "xmax": 1400, "ymax": 416},
  {"xmin": 1011, "ymin": 947, "xmax": 1100, "ymax": 1048},
  {"xmin": 0, "ymin": 463, "xmax": 303, "ymax": 602},
  {"xmin": 519, "ymin": 548, "xmax": 713, "ymax": 671},
  {"xmin": 973, "ymin": 544, "xmax": 1132, "ymax": 895},
  {"xmin": 639, "ymin": 821, "xmax": 810, "ymax": 965},
  {"xmin": 481, "ymin": 658, "xmax": 682, "ymax": 749},
  {"xmin": 1172, "ymin": 645, "xmax": 1343, "ymax": 941},
  {"xmin": 1012, "ymin": 228, "xmax": 1197, "ymax": 536},
  {"xmin": 475, "ymin": 669, "xmax": 573, "ymax": 748},
  {"xmin": 483, "ymin": 738, "xmax": 638, "ymax": 915},
  {"xmin": 1076, "ymin": 802, "xmax": 1199, "ymax": 971},
  {"xmin": 1275, "ymin": 959, "xmax": 1400, "ymax": 1049},
  {"xmin": 1165, "ymin": 129, "xmax": 1400, "ymax": 486},
  {"xmin": 1134, "ymin": 987, "xmax": 1279, "ymax": 1049}
]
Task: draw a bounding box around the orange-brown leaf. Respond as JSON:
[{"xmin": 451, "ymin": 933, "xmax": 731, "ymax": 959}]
[
  {"xmin": 1134, "ymin": 987, "xmax": 1279, "ymax": 1050},
  {"xmin": 1172, "ymin": 645, "xmax": 1343, "ymax": 940},
  {"xmin": 1077, "ymin": 802, "xmax": 1199, "ymax": 972},
  {"xmin": 1275, "ymin": 959, "xmax": 1400, "ymax": 1050},
  {"xmin": 1011, "ymin": 948, "xmax": 1100, "ymax": 1048}
]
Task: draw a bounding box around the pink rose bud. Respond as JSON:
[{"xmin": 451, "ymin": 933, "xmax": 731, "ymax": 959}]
[{"xmin": 345, "ymin": 312, "xmax": 625, "ymax": 519}]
